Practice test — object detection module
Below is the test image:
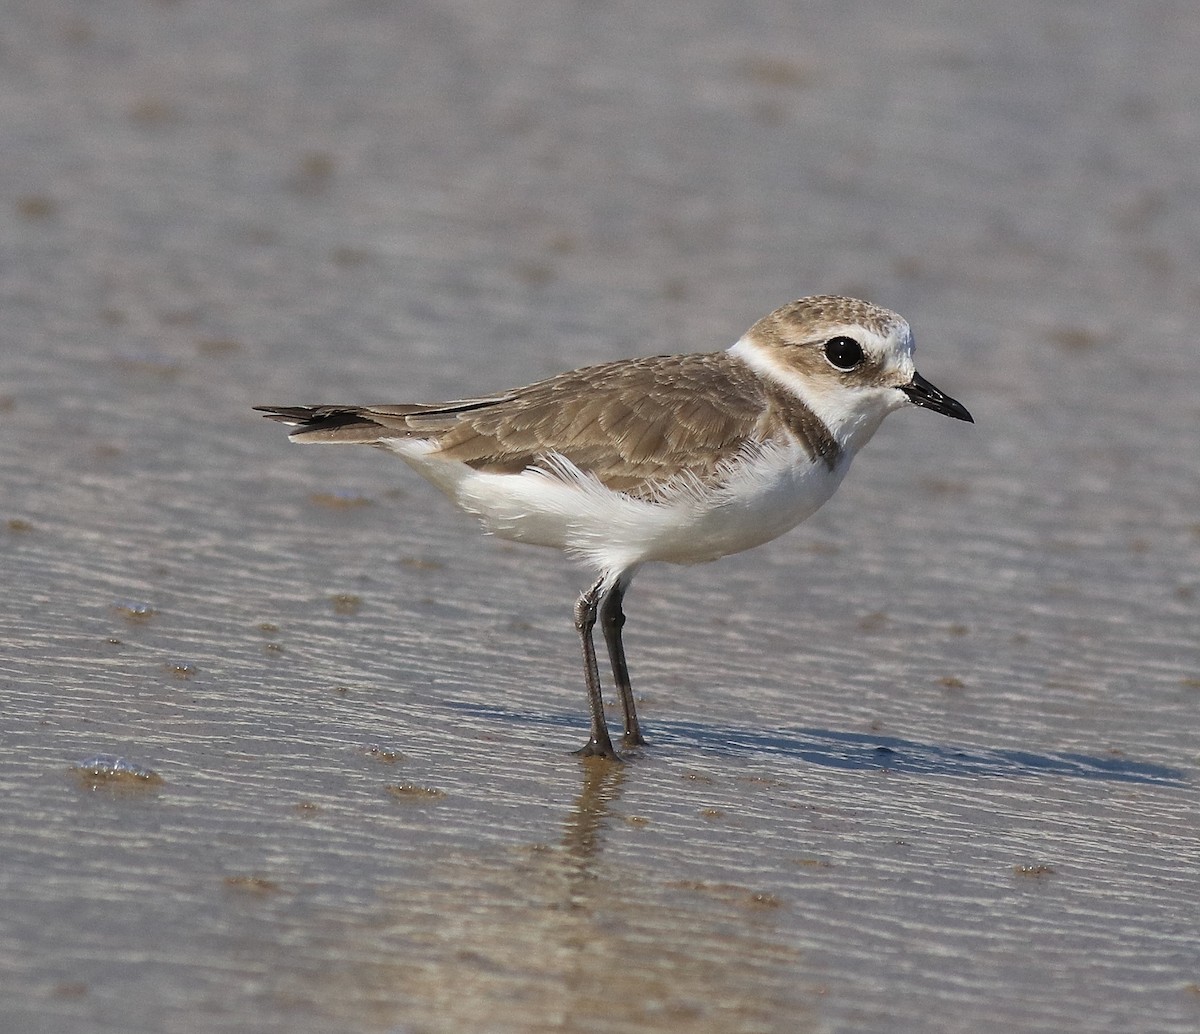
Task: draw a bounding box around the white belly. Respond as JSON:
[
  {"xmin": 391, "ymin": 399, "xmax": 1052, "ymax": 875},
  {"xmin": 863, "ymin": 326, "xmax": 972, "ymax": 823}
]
[{"xmin": 389, "ymin": 439, "xmax": 849, "ymax": 576}]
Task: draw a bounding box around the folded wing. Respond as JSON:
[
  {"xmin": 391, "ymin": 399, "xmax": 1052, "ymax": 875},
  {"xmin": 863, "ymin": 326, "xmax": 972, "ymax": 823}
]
[{"xmin": 256, "ymin": 353, "xmax": 789, "ymax": 496}]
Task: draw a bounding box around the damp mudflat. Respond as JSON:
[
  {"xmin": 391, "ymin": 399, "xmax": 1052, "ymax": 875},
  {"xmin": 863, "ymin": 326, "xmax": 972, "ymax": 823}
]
[{"xmin": 2, "ymin": 2, "xmax": 1199, "ymax": 1033}]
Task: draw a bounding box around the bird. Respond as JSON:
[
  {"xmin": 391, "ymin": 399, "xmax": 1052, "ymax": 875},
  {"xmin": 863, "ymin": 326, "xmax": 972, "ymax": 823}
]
[{"xmin": 256, "ymin": 294, "xmax": 972, "ymax": 760}]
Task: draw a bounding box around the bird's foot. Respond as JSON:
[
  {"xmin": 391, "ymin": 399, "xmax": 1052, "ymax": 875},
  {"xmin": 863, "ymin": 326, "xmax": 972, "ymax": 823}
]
[{"xmin": 573, "ymin": 737, "xmax": 623, "ymax": 763}]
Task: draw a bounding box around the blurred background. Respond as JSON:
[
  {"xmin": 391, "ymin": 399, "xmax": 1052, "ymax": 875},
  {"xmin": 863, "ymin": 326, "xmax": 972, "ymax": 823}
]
[{"xmin": 3, "ymin": 2, "xmax": 1198, "ymax": 1032}]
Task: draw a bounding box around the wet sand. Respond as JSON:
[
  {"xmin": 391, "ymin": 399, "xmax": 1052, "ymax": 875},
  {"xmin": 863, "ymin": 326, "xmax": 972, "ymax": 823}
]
[{"xmin": 2, "ymin": 1, "xmax": 1199, "ymax": 1031}]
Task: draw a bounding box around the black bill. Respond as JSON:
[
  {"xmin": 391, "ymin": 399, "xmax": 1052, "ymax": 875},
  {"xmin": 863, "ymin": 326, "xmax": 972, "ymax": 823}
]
[{"xmin": 900, "ymin": 372, "xmax": 974, "ymax": 423}]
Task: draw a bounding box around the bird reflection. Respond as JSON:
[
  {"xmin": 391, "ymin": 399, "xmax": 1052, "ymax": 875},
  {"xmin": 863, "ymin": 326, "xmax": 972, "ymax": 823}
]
[{"xmin": 562, "ymin": 758, "xmax": 627, "ymax": 858}]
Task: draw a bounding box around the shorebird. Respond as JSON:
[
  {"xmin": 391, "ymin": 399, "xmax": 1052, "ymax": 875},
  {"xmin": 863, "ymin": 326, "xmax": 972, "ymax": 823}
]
[{"xmin": 257, "ymin": 295, "xmax": 972, "ymax": 759}]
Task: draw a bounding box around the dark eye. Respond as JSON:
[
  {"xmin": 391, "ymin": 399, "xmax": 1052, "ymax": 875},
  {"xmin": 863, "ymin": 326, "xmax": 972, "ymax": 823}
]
[{"xmin": 823, "ymin": 336, "xmax": 864, "ymax": 370}]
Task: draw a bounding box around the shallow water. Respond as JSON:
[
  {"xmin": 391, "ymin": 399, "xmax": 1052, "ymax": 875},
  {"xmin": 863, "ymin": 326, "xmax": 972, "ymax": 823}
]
[{"xmin": 3, "ymin": 2, "xmax": 1199, "ymax": 1032}]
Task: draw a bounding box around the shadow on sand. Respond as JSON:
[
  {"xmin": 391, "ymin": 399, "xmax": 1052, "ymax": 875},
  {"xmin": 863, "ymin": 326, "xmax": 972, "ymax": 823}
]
[{"xmin": 445, "ymin": 701, "xmax": 1186, "ymax": 786}]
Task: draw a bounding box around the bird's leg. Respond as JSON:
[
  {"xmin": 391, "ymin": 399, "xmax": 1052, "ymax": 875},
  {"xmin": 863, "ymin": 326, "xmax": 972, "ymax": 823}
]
[
  {"xmin": 572, "ymin": 578, "xmax": 619, "ymax": 761},
  {"xmin": 599, "ymin": 580, "xmax": 645, "ymax": 747}
]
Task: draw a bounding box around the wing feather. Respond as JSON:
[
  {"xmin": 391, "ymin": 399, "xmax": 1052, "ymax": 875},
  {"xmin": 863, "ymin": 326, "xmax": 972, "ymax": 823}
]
[
  {"xmin": 256, "ymin": 353, "xmax": 791, "ymax": 496},
  {"xmin": 434, "ymin": 354, "xmax": 766, "ymax": 493}
]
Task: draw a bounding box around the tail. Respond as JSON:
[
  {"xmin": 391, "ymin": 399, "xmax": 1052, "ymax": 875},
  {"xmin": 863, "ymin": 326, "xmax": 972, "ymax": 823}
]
[
  {"xmin": 253, "ymin": 405, "xmax": 402, "ymax": 444},
  {"xmin": 254, "ymin": 397, "xmax": 513, "ymax": 444}
]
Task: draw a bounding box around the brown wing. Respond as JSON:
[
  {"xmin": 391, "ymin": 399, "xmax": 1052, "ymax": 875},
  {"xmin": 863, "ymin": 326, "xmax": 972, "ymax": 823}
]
[
  {"xmin": 432, "ymin": 353, "xmax": 772, "ymax": 493},
  {"xmin": 256, "ymin": 353, "xmax": 773, "ymax": 495}
]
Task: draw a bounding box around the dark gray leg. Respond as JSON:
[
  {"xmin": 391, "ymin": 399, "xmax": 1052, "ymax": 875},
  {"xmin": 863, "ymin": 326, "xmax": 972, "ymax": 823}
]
[
  {"xmin": 599, "ymin": 580, "xmax": 645, "ymax": 747},
  {"xmin": 572, "ymin": 579, "xmax": 619, "ymax": 760}
]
